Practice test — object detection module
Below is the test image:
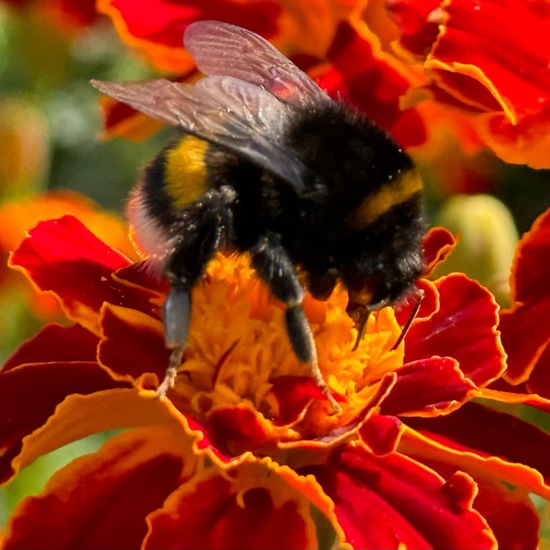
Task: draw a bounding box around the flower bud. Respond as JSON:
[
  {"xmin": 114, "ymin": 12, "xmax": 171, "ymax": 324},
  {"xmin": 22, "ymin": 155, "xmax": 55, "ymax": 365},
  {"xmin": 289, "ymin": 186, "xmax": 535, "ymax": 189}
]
[{"xmin": 434, "ymin": 194, "xmax": 518, "ymax": 306}]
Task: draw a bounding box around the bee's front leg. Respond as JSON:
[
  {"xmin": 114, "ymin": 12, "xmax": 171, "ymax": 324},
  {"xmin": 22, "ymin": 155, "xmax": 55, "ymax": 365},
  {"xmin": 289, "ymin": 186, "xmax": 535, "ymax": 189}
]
[
  {"xmin": 250, "ymin": 233, "xmax": 341, "ymax": 414},
  {"xmin": 157, "ymin": 191, "xmax": 231, "ymax": 397}
]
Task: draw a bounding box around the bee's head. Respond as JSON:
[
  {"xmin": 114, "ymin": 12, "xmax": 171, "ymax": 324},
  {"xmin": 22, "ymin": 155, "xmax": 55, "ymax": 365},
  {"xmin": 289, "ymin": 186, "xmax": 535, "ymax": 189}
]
[{"xmin": 340, "ymin": 242, "xmax": 424, "ymax": 324}]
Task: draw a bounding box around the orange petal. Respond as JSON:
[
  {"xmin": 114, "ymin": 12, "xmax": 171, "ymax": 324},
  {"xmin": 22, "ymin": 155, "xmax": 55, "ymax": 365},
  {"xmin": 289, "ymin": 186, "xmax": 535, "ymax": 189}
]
[{"xmin": 10, "ymin": 388, "xmax": 195, "ymax": 477}]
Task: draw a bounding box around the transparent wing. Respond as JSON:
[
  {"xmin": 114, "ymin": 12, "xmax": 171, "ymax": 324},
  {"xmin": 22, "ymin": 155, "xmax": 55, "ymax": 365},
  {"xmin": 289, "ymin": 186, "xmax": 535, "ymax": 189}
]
[
  {"xmin": 184, "ymin": 20, "xmax": 330, "ymax": 109},
  {"xmin": 91, "ymin": 77, "xmax": 308, "ymax": 191}
]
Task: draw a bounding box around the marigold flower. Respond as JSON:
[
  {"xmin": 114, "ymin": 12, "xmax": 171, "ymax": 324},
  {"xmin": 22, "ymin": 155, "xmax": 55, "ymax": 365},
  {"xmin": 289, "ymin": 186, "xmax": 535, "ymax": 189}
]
[
  {"xmin": 496, "ymin": 206, "xmax": 550, "ymax": 396},
  {"xmin": 387, "ymin": 0, "xmax": 550, "ymax": 169},
  {"xmin": 97, "ymin": 0, "xmax": 550, "ymax": 171},
  {"xmin": 3, "ymin": 213, "xmax": 549, "ymax": 548}
]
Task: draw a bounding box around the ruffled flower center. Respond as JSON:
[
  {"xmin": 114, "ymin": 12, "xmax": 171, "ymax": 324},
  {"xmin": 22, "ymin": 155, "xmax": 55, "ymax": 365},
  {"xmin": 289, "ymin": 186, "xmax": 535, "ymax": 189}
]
[{"xmin": 169, "ymin": 253, "xmax": 404, "ymax": 430}]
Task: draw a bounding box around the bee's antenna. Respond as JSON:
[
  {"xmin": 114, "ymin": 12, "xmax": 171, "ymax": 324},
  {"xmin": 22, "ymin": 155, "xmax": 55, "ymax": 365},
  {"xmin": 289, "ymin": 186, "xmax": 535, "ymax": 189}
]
[
  {"xmin": 390, "ymin": 288, "xmax": 424, "ymax": 351},
  {"xmin": 351, "ymin": 299, "xmax": 390, "ymax": 352}
]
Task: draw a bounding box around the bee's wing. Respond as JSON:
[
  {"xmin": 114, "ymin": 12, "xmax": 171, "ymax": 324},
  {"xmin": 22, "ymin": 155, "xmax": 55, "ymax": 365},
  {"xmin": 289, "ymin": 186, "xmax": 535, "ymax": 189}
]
[
  {"xmin": 183, "ymin": 20, "xmax": 330, "ymax": 109},
  {"xmin": 91, "ymin": 77, "xmax": 308, "ymax": 191}
]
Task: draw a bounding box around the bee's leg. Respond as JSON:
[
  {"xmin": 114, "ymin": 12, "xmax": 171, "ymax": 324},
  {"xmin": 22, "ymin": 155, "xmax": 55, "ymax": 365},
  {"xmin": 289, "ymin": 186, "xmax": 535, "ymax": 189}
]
[
  {"xmin": 157, "ymin": 282, "xmax": 191, "ymax": 397},
  {"xmin": 250, "ymin": 233, "xmax": 341, "ymax": 414},
  {"xmin": 157, "ymin": 191, "xmax": 231, "ymax": 396}
]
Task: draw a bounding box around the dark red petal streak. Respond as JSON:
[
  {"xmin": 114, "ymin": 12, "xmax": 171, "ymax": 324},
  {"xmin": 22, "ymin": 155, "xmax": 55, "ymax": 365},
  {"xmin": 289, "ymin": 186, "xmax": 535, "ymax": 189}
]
[
  {"xmin": 0, "ymin": 362, "xmax": 129, "ymax": 483},
  {"xmin": 3, "ymin": 428, "xmax": 186, "ymax": 550},
  {"xmin": 404, "ymin": 274, "xmax": 504, "ymax": 385},
  {"xmin": 380, "ymin": 357, "xmax": 477, "ymax": 416},
  {"xmin": 303, "ymin": 445, "xmax": 494, "ymax": 549},
  {"xmin": 525, "ymin": 344, "xmax": 550, "ymax": 398}
]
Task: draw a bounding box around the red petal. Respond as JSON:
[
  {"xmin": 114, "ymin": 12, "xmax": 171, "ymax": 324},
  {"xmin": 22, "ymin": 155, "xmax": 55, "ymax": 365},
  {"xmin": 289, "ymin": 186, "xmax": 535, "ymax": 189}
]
[
  {"xmin": 500, "ymin": 207, "xmax": 550, "ymax": 384},
  {"xmin": 500, "ymin": 300, "xmax": 550, "ymax": 386},
  {"xmin": 422, "ymin": 226, "xmax": 457, "ymax": 276},
  {"xmin": 99, "ymin": 0, "xmax": 281, "ymax": 72},
  {"xmin": 268, "ymin": 375, "xmax": 339, "ymax": 425},
  {"xmin": 387, "ymin": 0, "xmax": 442, "ymax": 58},
  {"xmin": 381, "ymin": 357, "xmax": 477, "ymax": 416},
  {"xmin": 206, "ymin": 406, "xmax": 275, "ymax": 456},
  {"xmin": 411, "ymin": 454, "xmax": 540, "ymax": 549},
  {"xmin": 2, "ymin": 323, "xmax": 98, "ymax": 372},
  {"xmin": 430, "ymin": 0, "xmax": 550, "ymax": 119},
  {"xmin": 304, "ymin": 445, "xmax": 494, "ymax": 549},
  {"xmin": 404, "ymin": 274, "xmax": 505, "ymax": 385},
  {"xmin": 146, "ymin": 460, "xmax": 316, "ymax": 549},
  {"xmin": 3, "ymin": 427, "xmax": 187, "ymax": 550},
  {"xmin": 472, "ymin": 478, "xmax": 540, "ymax": 549},
  {"xmin": 508, "ymin": 206, "xmax": 550, "ymax": 305},
  {"xmin": 324, "ymin": 22, "xmax": 426, "ymax": 147},
  {"xmin": 359, "ymin": 414, "xmax": 403, "ymax": 455},
  {"xmin": 98, "ymin": 303, "xmax": 167, "ymax": 382},
  {"xmin": 476, "ymin": 106, "xmax": 550, "ymax": 169},
  {"xmin": 405, "ymin": 401, "xmax": 550, "ymax": 484},
  {"xmin": 526, "ymin": 344, "xmax": 550, "ymax": 398},
  {"xmin": 395, "ymin": 278, "xmax": 440, "ymax": 326},
  {"xmin": 10, "ymin": 216, "xmax": 160, "ymax": 333},
  {"xmin": 0, "ymin": 361, "xmax": 129, "ymax": 483}
]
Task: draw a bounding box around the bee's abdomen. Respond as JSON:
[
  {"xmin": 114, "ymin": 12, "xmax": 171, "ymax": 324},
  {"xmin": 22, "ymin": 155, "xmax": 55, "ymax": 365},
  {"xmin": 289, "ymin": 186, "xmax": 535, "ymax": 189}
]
[
  {"xmin": 127, "ymin": 134, "xmax": 212, "ymax": 269},
  {"xmin": 345, "ymin": 168, "xmax": 423, "ymax": 231},
  {"xmin": 137, "ymin": 135, "xmax": 211, "ymax": 227},
  {"xmin": 163, "ymin": 135, "xmax": 210, "ymax": 208}
]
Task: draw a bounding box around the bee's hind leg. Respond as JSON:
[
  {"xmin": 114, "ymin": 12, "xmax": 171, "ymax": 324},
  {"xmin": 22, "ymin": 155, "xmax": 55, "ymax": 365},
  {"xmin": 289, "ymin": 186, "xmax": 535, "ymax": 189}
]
[{"xmin": 250, "ymin": 233, "xmax": 341, "ymax": 414}]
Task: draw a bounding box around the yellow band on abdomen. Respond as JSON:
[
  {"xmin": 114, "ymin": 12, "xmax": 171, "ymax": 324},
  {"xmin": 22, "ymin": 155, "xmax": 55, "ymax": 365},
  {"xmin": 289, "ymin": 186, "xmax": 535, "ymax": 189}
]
[
  {"xmin": 164, "ymin": 135, "xmax": 209, "ymax": 209},
  {"xmin": 346, "ymin": 169, "xmax": 423, "ymax": 230}
]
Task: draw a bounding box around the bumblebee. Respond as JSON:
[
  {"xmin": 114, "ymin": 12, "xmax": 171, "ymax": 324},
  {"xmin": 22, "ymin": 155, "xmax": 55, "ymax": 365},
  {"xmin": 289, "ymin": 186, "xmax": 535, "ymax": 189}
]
[{"xmin": 92, "ymin": 20, "xmax": 425, "ymax": 413}]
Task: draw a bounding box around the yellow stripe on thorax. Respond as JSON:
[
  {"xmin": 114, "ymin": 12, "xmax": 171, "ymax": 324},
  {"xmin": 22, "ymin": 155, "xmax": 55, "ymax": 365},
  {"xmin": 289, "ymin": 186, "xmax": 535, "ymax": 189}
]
[
  {"xmin": 346, "ymin": 168, "xmax": 423, "ymax": 230},
  {"xmin": 165, "ymin": 135, "xmax": 209, "ymax": 209}
]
